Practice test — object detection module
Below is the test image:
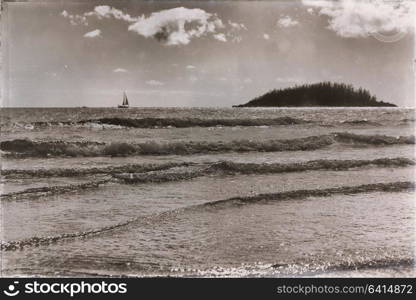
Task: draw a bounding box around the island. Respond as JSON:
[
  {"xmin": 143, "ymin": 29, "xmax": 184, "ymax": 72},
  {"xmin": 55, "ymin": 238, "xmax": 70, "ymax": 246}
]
[{"xmin": 234, "ymin": 82, "xmax": 396, "ymax": 107}]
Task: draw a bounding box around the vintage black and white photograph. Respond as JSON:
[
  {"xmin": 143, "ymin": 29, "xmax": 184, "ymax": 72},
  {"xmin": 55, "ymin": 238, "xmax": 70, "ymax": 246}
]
[{"xmin": 0, "ymin": 0, "xmax": 415, "ymax": 278}]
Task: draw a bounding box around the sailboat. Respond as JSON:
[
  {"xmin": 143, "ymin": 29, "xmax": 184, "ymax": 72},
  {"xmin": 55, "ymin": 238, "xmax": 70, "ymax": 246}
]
[{"xmin": 118, "ymin": 91, "xmax": 129, "ymax": 108}]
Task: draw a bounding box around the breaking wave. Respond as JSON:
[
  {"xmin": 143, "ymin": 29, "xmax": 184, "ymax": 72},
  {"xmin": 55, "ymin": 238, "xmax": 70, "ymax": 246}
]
[
  {"xmin": 1, "ymin": 181, "xmax": 413, "ymax": 251},
  {"xmin": 1, "ymin": 133, "xmax": 414, "ymax": 158},
  {"xmin": 28, "ymin": 116, "xmax": 309, "ymax": 129},
  {"xmin": 0, "ymin": 139, "xmax": 105, "ymax": 157}
]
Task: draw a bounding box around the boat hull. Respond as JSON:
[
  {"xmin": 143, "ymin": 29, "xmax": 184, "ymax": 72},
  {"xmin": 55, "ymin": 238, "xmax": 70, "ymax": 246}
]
[{"xmin": 117, "ymin": 105, "xmax": 129, "ymax": 108}]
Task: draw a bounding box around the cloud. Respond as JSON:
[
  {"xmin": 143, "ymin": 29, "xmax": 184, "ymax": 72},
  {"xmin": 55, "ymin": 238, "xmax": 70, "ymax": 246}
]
[
  {"xmin": 302, "ymin": 0, "xmax": 415, "ymax": 38},
  {"xmin": 263, "ymin": 33, "xmax": 270, "ymax": 40},
  {"xmin": 277, "ymin": 16, "xmax": 299, "ymax": 28},
  {"xmin": 62, "ymin": 9, "xmax": 88, "ymax": 26},
  {"xmin": 230, "ymin": 36, "xmax": 243, "ymax": 43},
  {"xmin": 302, "ymin": 0, "xmax": 333, "ymax": 8},
  {"xmin": 84, "ymin": 29, "xmax": 101, "ymax": 38},
  {"xmin": 62, "ymin": 5, "xmax": 137, "ymax": 26},
  {"xmin": 145, "ymin": 80, "xmax": 164, "ymax": 86},
  {"xmin": 225, "ymin": 20, "xmax": 247, "ymax": 43},
  {"xmin": 243, "ymin": 78, "xmax": 253, "ymax": 84},
  {"xmin": 87, "ymin": 5, "xmax": 138, "ymax": 22},
  {"xmin": 62, "ymin": 6, "xmax": 246, "ymax": 45},
  {"xmin": 128, "ymin": 7, "xmax": 225, "ymax": 46},
  {"xmin": 186, "ymin": 65, "xmax": 196, "ymax": 69},
  {"xmin": 228, "ymin": 20, "xmax": 247, "ymax": 31},
  {"xmin": 213, "ymin": 33, "xmax": 227, "ymax": 42},
  {"xmin": 307, "ymin": 8, "xmax": 315, "ymax": 14},
  {"xmin": 113, "ymin": 68, "xmax": 128, "ymax": 73}
]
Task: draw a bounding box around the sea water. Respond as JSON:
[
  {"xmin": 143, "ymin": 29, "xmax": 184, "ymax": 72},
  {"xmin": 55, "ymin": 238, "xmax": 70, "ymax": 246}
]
[{"xmin": 0, "ymin": 107, "xmax": 415, "ymax": 277}]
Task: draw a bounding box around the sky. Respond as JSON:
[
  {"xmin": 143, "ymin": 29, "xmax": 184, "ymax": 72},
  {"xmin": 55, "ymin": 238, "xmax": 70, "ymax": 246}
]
[{"xmin": 2, "ymin": 0, "xmax": 415, "ymax": 107}]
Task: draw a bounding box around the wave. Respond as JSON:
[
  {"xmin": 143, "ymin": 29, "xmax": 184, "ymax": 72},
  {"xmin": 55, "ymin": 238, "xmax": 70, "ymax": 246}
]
[
  {"xmin": 0, "ymin": 139, "xmax": 105, "ymax": 157},
  {"xmin": 0, "ymin": 217, "xmax": 135, "ymax": 251},
  {"xmin": 200, "ymin": 181, "xmax": 414, "ymax": 208},
  {"xmin": 113, "ymin": 165, "xmax": 208, "ymax": 183},
  {"xmin": 400, "ymin": 118, "xmax": 415, "ymax": 123},
  {"xmin": 1, "ymin": 181, "xmax": 413, "ymax": 251},
  {"xmin": 2, "ymin": 162, "xmax": 191, "ymax": 179},
  {"xmin": 207, "ymin": 157, "xmax": 414, "ymax": 174},
  {"xmin": 3, "ymin": 158, "xmax": 411, "ymax": 199},
  {"xmin": 321, "ymin": 258, "xmax": 414, "ymax": 273},
  {"xmin": 333, "ymin": 132, "xmax": 415, "ymax": 145},
  {"xmin": 0, "ymin": 179, "xmax": 110, "ymax": 200},
  {"xmin": 4, "ymin": 158, "xmax": 412, "ymax": 183},
  {"xmin": 176, "ymin": 257, "xmax": 413, "ymax": 277},
  {"xmin": 116, "ymin": 157, "xmax": 414, "ymax": 184},
  {"xmin": 27, "ymin": 117, "xmax": 309, "ymax": 129},
  {"xmin": 1, "ymin": 133, "xmax": 414, "ymax": 158},
  {"xmin": 6, "ymin": 121, "xmax": 125, "ymax": 130},
  {"xmin": 340, "ymin": 119, "xmax": 380, "ymax": 126}
]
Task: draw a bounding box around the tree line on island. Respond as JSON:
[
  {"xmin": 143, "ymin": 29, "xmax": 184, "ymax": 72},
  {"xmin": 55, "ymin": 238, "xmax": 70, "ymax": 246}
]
[{"xmin": 234, "ymin": 82, "xmax": 396, "ymax": 107}]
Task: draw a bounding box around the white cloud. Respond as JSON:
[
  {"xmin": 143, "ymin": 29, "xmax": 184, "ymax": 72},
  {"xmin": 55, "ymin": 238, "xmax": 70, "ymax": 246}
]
[
  {"xmin": 228, "ymin": 20, "xmax": 247, "ymax": 31},
  {"xmin": 263, "ymin": 33, "xmax": 270, "ymax": 40},
  {"xmin": 62, "ymin": 6, "xmax": 137, "ymax": 26},
  {"xmin": 225, "ymin": 20, "xmax": 247, "ymax": 43},
  {"xmin": 231, "ymin": 36, "xmax": 243, "ymax": 43},
  {"xmin": 113, "ymin": 68, "xmax": 128, "ymax": 73},
  {"xmin": 62, "ymin": 10, "xmax": 88, "ymax": 26},
  {"xmin": 277, "ymin": 16, "xmax": 299, "ymax": 28},
  {"xmin": 62, "ymin": 6, "xmax": 246, "ymax": 45},
  {"xmin": 307, "ymin": 8, "xmax": 315, "ymax": 14},
  {"xmin": 84, "ymin": 29, "xmax": 101, "ymax": 38},
  {"xmin": 243, "ymin": 78, "xmax": 253, "ymax": 84},
  {"xmin": 186, "ymin": 65, "xmax": 196, "ymax": 70},
  {"xmin": 213, "ymin": 33, "xmax": 227, "ymax": 42},
  {"xmin": 302, "ymin": 0, "xmax": 415, "ymax": 38},
  {"xmin": 145, "ymin": 80, "xmax": 164, "ymax": 86},
  {"xmin": 128, "ymin": 7, "xmax": 225, "ymax": 46},
  {"xmin": 302, "ymin": 0, "xmax": 333, "ymax": 8},
  {"xmin": 86, "ymin": 5, "xmax": 138, "ymax": 22}
]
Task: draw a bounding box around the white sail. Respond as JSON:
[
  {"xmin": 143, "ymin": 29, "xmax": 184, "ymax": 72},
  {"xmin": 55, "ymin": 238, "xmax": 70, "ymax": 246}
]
[
  {"xmin": 118, "ymin": 91, "xmax": 129, "ymax": 108},
  {"xmin": 123, "ymin": 92, "xmax": 129, "ymax": 105}
]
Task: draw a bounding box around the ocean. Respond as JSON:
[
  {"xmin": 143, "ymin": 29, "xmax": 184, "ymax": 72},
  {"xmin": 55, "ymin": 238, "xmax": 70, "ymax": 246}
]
[{"xmin": 0, "ymin": 107, "xmax": 415, "ymax": 277}]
